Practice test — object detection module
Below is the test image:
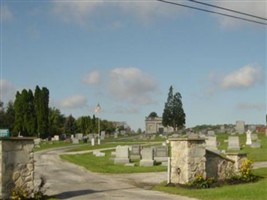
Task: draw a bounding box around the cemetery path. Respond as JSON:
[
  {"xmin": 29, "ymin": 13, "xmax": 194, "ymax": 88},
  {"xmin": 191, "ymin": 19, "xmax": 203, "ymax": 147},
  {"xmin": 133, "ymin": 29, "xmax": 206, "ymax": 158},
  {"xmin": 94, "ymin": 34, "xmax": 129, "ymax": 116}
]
[{"xmin": 35, "ymin": 147, "xmax": 198, "ymax": 200}]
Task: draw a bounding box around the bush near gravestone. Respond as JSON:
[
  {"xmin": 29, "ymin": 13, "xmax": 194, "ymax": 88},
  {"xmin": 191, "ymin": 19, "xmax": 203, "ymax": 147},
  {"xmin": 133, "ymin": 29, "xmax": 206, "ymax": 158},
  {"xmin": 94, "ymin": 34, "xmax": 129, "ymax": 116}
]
[
  {"xmin": 227, "ymin": 159, "xmax": 259, "ymax": 184},
  {"xmin": 177, "ymin": 159, "xmax": 260, "ymax": 189}
]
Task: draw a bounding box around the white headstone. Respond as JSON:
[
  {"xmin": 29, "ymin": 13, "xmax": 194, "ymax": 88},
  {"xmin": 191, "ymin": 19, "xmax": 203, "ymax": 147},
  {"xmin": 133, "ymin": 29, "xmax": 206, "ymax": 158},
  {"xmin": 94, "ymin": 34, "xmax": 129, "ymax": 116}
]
[
  {"xmin": 75, "ymin": 133, "xmax": 83, "ymax": 140},
  {"xmin": 54, "ymin": 135, "xmax": 59, "ymax": 141},
  {"xmin": 100, "ymin": 131, "xmax": 105, "ymax": 140},
  {"xmin": 205, "ymin": 136, "xmax": 218, "ymax": 151},
  {"xmin": 235, "ymin": 121, "xmax": 245, "ymax": 134},
  {"xmin": 207, "ymin": 131, "xmax": 215, "ymax": 136},
  {"xmin": 72, "ymin": 138, "xmax": 79, "ymax": 144},
  {"xmin": 227, "ymin": 136, "xmax": 240, "ymax": 151},
  {"xmin": 140, "ymin": 147, "xmax": 154, "ymax": 166},
  {"xmin": 114, "ymin": 146, "xmax": 129, "ymax": 164},
  {"xmin": 246, "ymin": 130, "xmax": 252, "ymax": 145},
  {"xmin": 91, "ymin": 138, "xmax": 95, "ymax": 146}
]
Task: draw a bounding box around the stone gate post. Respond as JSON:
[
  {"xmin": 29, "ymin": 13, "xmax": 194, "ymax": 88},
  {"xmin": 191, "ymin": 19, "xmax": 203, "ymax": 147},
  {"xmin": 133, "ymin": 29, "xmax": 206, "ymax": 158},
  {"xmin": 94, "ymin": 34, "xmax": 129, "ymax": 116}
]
[
  {"xmin": 0, "ymin": 137, "xmax": 35, "ymax": 199},
  {"xmin": 169, "ymin": 138, "xmax": 206, "ymax": 184}
]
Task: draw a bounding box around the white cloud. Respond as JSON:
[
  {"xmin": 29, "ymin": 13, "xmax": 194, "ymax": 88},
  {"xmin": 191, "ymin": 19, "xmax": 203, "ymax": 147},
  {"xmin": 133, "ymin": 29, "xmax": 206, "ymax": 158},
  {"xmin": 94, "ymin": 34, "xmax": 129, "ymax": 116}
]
[
  {"xmin": 0, "ymin": 79, "xmax": 17, "ymax": 101},
  {"xmin": 0, "ymin": 5, "xmax": 14, "ymax": 23},
  {"xmin": 214, "ymin": 1, "xmax": 267, "ymax": 28},
  {"xmin": 82, "ymin": 70, "xmax": 101, "ymax": 85},
  {"xmin": 117, "ymin": 0, "xmax": 180, "ymax": 24},
  {"xmin": 109, "ymin": 67, "xmax": 158, "ymax": 105},
  {"xmin": 220, "ymin": 65, "xmax": 263, "ymax": 89},
  {"xmin": 52, "ymin": 0, "xmax": 104, "ymax": 24},
  {"xmin": 59, "ymin": 95, "xmax": 87, "ymax": 109},
  {"xmin": 51, "ymin": 0, "xmax": 182, "ymax": 25}
]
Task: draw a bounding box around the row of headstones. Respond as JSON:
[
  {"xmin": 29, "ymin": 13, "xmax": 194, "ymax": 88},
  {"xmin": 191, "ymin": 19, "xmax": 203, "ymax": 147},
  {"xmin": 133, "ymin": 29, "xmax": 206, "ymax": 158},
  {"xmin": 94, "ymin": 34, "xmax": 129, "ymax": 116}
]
[
  {"xmin": 71, "ymin": 132, "xmax": 107, "ymax": 144},
  {"xmin": 112, "ymin": 145, "xmax": 169, "ymax": 167},
  {"xmin": 206, "ymin": 130, "xmax": 261, "ymax": 153}
]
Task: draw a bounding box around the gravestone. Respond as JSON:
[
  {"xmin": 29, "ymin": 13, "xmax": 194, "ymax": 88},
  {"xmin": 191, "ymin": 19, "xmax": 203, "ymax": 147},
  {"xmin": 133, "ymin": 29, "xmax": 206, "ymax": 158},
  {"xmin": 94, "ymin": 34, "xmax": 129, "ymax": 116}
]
[
  {"xmin": 101, "ymin": 131, "xmax": 105, "ymax": 140},
  {"xmin": 205, "ymin": 136, "xmax": 218, "ymax": 151},
  {"xmin": 93, "ymin": 150, "xmax": 105, "ymax": 157},
  {"xmin": 88, "ymin": 134, "xmax": 93, "ymax": 140},
  {"xmin": 91, "ymin": 138, "xmax": 95, "ymax": 146},
  {"xmin": 75, "ymin": 133, "xmax": 83, "ymax": 140},
  {"xmin": 154, "ymin": 146, "xmax": 168, "ymax": 165},
  {"xmin": 235, "ymin": 121, "xmax": 245, "ymax": 134},
  {"xmin": 245, "ymin": 130, "xmax": 252, "ymax": 145},
  {"xmin": 207, "ymin": 131, "xmax": 215, "ymax": 136},
  {"xmin": 251, "ymin": 134, "xmax": 261, "ymax": 148},
  {"xmin": 72, "ymin": 138, "xmax": 79, "ymax": 144},
  {"xmin": 53, "ymin": 135, "xmax": 59, "ymax": 141},
  {"xmin": 114, "ymin": 131, "xmax": 118, "ymax": 139},
  {"xmin": 227, "ymin": 136, "xmax": 240, "ymax": 151},
  {"xmin": 114, "ymin": 146, "xmax": 129, "ymax": 164},
  {"xmin": 140, "ymin": 147, "xmax": 154, "ymax": 166},
  {"xmin": 130, "ymin": 145, "xmax": 141, "ymax": 161}
]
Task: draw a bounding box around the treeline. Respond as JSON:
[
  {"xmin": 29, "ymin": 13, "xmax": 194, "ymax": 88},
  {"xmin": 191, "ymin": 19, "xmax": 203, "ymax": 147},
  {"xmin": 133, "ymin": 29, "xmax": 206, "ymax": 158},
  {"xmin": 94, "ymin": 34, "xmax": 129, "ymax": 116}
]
[{"xmin": 0, "ymin": 86, "xmax": 121, "ymax": 138}]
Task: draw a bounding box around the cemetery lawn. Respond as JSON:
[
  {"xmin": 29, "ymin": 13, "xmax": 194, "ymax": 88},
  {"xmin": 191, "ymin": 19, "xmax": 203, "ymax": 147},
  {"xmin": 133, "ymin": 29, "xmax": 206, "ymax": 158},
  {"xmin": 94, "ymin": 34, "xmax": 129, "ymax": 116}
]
[
  {"xmin": 217, "ymin": 133, "xmax": 267, "ymax": 162},
  {"xmin": 60, "ymin": 150, "xmax": 167, "ymax": 173},
  {"xmin": 153, "ymin": 167, "xmax": 267, "ymax": 200}
]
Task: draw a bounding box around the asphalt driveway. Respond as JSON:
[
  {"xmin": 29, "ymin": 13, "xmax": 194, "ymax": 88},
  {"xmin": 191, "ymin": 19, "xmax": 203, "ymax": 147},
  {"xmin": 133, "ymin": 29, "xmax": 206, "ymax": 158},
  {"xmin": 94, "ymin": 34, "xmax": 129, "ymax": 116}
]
[{"xmin": 34, "ymin": 147, "xmax": 197, "ymax": 200}]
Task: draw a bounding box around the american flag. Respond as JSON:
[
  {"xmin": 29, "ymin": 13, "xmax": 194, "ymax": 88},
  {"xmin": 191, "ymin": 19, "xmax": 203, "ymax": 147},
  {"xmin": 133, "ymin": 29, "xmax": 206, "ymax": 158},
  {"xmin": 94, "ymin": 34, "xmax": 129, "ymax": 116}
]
[{"xmin": 95, "ymin": 103, "xmax": 101, "ymax": 113}]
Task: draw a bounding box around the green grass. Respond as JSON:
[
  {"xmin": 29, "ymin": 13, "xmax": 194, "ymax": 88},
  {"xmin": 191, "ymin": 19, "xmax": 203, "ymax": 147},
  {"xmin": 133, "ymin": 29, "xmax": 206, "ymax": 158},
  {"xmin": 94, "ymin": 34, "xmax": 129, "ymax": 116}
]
[
  {"xmin": 60, "ymin": 150, "xmax": 167, "ymax": 173},
  {"xmin": 68, "ymin": 141, "xmax": 146, "ymax": 152},
  {"xmin": 153, "ymin": 167, "xmax": 267, "ymax": 200},
  {"xmin": 216, "ymin": 133, "xmax": 267, "ymax": 161}
]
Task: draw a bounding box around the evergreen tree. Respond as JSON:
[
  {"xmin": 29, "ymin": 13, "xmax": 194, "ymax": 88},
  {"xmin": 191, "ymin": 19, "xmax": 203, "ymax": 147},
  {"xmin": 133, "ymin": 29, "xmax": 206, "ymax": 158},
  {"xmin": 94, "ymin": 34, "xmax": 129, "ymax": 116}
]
[
  {"xmin": 48, "ymin": 107, "xmax": 65, "ymax": 135},
  {"xmin": 34, "ymin": 86, "xmax": 49, "ymax": 138},
  {"xmin": 148, "ymin": 112, "xmax": 158, "ymax": 118},
  {"xmin": 162, "ymin": 86, "xmax": 186, "ymax": 131},
  {"xmin": 24, "ymin": 89, "xmax": 36, "ymax": 136},
  {"xmin": 14, "ymin": 91, "xmax": 24, "ymax": 134},
  {"xmin": 0, "ymin": 101, "xmax": 5, "ymax": 128},
  {"xmin": 5, "ymin": 101, "xmax": 15, "ymax": 132},
  {"xmin": 64, "ymin": 115, "xmax": 76, "ymax": 135}
]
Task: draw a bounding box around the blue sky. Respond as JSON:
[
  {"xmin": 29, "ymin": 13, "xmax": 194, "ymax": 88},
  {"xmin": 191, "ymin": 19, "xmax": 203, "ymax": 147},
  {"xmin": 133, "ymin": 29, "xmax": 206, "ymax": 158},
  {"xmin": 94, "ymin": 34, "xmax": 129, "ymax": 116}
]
[{"xmin": 1, "ymin": 0, "xmax": 266, "ymax": 131}]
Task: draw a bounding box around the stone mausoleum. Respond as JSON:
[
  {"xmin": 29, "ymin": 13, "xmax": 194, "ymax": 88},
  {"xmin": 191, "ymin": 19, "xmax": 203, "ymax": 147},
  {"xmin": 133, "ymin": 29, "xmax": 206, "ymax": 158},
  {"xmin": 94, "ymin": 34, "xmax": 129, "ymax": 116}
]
[{"xmin": 145, "ymin": 117, "xmax": 173, "ymax": 134}]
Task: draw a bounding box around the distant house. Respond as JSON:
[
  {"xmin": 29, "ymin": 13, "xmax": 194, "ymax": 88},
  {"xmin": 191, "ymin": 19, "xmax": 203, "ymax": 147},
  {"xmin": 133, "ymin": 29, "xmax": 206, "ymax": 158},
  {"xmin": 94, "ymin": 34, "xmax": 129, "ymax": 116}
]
[{"xmin": 145, "ymin": 117, "xmax": 173, "ymax": 134}]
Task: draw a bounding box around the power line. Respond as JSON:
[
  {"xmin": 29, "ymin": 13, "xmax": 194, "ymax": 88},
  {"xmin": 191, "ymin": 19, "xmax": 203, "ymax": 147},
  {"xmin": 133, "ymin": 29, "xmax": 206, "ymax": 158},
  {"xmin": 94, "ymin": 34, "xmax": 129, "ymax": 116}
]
[
  {"xmin": 188, "ymin": 0, "xmax": 267, "ymax": 21},
  {"xmin": 156, "ymin": 0, "xmax": 267, "ymax": 25}
]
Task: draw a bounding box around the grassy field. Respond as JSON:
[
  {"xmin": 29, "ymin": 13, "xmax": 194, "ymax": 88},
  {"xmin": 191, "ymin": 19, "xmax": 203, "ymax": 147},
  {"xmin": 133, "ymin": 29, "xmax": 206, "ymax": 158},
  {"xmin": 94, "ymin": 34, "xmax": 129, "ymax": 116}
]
[
  {"xmin": 216, "ymin": 133, "xmax": 267, "ymax": 161},
  {"xmin": 60, "ymin": 150, "xmax": 167, "ymax": 173},
  {"xmin": 154, "ymin": 167, "xmax": 267, "ymax": 200}
]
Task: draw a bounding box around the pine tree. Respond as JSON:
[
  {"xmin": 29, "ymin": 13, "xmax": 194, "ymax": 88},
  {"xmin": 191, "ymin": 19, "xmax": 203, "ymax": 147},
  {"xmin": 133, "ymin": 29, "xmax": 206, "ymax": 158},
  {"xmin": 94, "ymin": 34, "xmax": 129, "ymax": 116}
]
[
  {"xmin": 64, "ymin": 115, "xmax": 76, "ymax": 135},
  {"xmin": 34, "ymin": 86, "xmax": 49, "ymax": 138},
  {"xmin": 162, "ymin": 86, "xmax": 186, "ymax": 132}
]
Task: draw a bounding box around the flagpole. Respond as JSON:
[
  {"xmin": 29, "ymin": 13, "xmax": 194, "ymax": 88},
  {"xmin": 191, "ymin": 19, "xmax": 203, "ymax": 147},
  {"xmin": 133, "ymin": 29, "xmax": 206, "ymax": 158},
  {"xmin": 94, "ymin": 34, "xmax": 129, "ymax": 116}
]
[{"xmin": 95, "ymin": 103, "xmax": 101, "ymax": 145}]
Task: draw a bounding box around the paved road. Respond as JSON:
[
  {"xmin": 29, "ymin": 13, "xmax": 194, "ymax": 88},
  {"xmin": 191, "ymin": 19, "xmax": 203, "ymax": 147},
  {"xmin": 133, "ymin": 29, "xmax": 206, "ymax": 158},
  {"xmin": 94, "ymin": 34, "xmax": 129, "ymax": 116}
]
[{"xmin": 34, "ymin": 147, "xmax": 197, "ymax": 200}]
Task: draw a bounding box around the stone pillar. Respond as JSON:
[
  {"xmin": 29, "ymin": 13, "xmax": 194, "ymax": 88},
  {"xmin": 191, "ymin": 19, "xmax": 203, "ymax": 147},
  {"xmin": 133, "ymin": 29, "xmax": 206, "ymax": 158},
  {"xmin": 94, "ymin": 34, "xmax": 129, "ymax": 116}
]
[
  {"xmin": 0, "ymin": 137, "xmax": 35, "ymax": 200},
  {"xmin": 226, "ymin": 152, "xmax": 247, "ymax": 174},
  {"xmin": 170, "ymin": 138, "xmax": 206, "ymax": 184}
]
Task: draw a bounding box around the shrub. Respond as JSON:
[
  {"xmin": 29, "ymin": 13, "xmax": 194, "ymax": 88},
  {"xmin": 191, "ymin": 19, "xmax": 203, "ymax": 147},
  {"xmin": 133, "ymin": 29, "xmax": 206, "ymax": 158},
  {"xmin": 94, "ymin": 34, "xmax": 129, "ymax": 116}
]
[
  {"xmin": 187, "ymin": 174, "xmax": 215, "ymax": 189},
  {"xmin": 227, "ymin": 159, "xmax": 259, "ymax": 184}
]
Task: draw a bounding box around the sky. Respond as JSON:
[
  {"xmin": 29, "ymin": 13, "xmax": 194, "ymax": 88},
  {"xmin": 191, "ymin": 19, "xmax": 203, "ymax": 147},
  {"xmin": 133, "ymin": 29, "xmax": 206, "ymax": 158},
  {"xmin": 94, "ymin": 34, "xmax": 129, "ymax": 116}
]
[{"xmin": 0, "ymin": 0, "xmax": 266, "ymax": 131}]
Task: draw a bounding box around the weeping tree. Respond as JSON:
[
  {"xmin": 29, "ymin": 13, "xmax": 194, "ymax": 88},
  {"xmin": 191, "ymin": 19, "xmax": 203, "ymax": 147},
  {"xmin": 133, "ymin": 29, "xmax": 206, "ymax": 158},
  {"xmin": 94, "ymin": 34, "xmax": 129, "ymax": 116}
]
[{"xmin": 162, "ymin": 86, "xmax": 186, "ymax": 132}]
